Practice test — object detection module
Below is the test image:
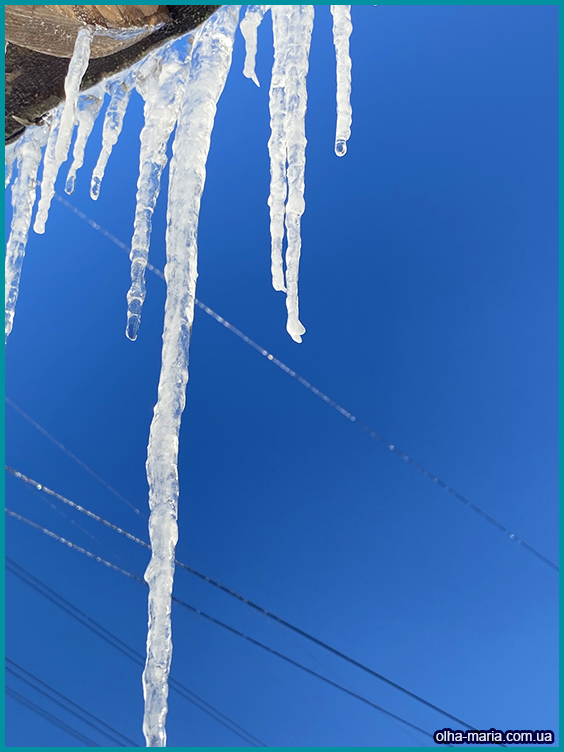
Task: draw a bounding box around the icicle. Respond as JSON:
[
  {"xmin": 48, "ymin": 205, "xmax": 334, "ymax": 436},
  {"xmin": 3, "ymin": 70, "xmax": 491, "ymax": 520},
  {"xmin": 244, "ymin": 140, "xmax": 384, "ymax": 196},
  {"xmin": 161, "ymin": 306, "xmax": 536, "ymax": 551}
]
[
  {"xmin": 5, "ymin": 126, "xmax": 48, "ymax": 344},
  {"xmin": 5, "ymin": 142, "xmax": 17, "ymax": 189},
  {"xmin": 268, "ymin": 5, "xmax": 314, "ymax": 342},
  {"xmin": 56, "ymin": 28, "xmax": 94, "ymax": 162},
  {"xmin": 65, "ymin": 87, "xmax": 105, "ymax": 195},
  {"xmin": 283, "ymin": 5, "xmax": 314, "ymax": 343},
  {"xmin": 90, "ymin": 78, "xmax": 132, "ymax": 200},
  {"xmin": 126, "ymin": 46, "xmax": 191, "ymax": 341},
  {"xmin": 142, "ymin": 6, "xmax": 240, "ymax": 747},
  {"xmin": 330, "ymin": 5, "xmax": 353, "ymax": 157},
  {"xmin": 34, "ymin": 27, "xmax": 93, "ymax": 233},
  {"xmin": 267, "ymin": 7, "xmax": 291, "ymax": 293},
  {"xmin": 241, "ymin": 5, "xmax": 267, "ymax": 86}
]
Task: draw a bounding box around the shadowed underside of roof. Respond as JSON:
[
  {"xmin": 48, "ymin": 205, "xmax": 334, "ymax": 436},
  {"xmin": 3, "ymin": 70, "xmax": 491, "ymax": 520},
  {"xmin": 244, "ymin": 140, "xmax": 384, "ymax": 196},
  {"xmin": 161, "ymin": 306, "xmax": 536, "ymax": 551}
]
[{"xmin": 5, "ymin": 4, "xmax": 221, "ymax": 144}]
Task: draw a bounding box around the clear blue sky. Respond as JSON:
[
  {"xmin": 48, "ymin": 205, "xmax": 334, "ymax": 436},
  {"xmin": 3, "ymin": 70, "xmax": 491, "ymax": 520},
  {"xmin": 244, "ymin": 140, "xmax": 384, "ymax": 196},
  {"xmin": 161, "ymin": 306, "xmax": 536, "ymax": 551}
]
[{"xmin": 5, "ymin": 4, "xmax": 558, "ymax": 747}]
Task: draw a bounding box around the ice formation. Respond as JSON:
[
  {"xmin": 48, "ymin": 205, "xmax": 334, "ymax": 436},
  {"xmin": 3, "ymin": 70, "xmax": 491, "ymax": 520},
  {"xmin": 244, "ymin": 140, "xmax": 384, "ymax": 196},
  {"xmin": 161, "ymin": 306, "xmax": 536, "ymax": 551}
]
[
  {"xmin": 240, "ymin": 5, "xmax": 266, "ymax": 86},
  {"xmin": 126, "ymin": 43, "xmax": 191, "ymax": 341},
  {"xmin": 90, "ymin": 77, "xmax": 132, "ymax": 200},
  {"xmin": 5, "ymin": 141, "xmax": 16, "ymax": 189},
  {"xmin": 5, "ymin": 126, "xmax": 47, "ymax": 344},
  {"xmin": 245, "ymin": 5, "xmax": 314, "ymax": 342},
  {"xmin": 34, "ymin": 27, "xmax": 93, "ymax": 234},
  {"xmin": 65, "ymin": 87, "xmax": 105, "ymax": 195},
  {"xmin": 142, "ymin": 7, "xmax": 241, "ymax": 744},
  {"xmin": 331, "ymin": 5, "xmax": 353, "ymax": 156},
  {"xmin": 274, "ymin": 5, "xmax": 314, "ymax": 342},
  {"xmin": 4, "ymin": 5, "xmax": 354, "ymax": 744}
]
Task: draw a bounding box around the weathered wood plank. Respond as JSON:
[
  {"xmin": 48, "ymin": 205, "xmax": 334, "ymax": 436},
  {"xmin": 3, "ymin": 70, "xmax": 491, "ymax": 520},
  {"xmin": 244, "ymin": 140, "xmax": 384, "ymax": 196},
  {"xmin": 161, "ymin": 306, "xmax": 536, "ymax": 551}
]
[
  {"xmin": 5, "ymin": 6, "xmax": 170, "ymax": 59},
  {"xmin": 5, "ymin": 5, "xmax": 221, "ymax": 144}
]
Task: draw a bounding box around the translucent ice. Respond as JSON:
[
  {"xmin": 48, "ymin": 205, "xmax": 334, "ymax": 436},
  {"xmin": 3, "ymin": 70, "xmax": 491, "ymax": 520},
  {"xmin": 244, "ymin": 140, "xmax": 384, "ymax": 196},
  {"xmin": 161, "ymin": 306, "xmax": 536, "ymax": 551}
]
[
  {"xmin": 34, "ymin": 27, "xmax": 93, "ymax": 233},
  {"xmin": 5, "ymin": 126, "xmax": 48, "ymax": 343},
  {"xmin": 141, "ymin": 7, "xmax": 241, "ymax": 747},
  {"xmin": 331, "ymin": 6, "xmax": 353, "ymax": 157}
]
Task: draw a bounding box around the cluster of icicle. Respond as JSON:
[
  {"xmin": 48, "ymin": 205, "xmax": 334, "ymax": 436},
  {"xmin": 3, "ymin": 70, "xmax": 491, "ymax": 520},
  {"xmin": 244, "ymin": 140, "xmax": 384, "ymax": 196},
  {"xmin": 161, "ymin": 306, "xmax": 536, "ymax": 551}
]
[{"xmin": 4, "ymin": 5, "xmax": 353, "ymax": 745}]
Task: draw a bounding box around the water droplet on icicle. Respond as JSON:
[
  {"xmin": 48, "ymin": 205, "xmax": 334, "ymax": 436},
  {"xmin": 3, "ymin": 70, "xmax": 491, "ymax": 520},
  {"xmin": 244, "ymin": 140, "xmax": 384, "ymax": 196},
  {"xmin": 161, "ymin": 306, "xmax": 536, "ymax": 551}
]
[{"xmin": 335, "ymin": 138, "xmax": 347, "ymax": 157}]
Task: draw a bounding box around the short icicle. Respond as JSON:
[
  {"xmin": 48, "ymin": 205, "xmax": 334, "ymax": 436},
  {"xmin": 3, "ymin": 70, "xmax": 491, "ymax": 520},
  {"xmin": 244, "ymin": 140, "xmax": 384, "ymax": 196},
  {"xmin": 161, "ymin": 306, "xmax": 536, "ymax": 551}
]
[
  {"xmin": 65, "ymin": 87, "xmax": 105, "ymax": 195},
  {"xmin": 241, "ymin": 5, "xmax": 268, "ymax": 86},
  {"xmin": 126, "ymin": 45, "xmax": 192, "ymax": 341},
  {"xmin": 90, "ymin": 77, "xmax": 132, "ymax": 200},
  {"xmin": 142, "ymin": 6, "xmax": 241, "ymax": 747},
  {"xmin": 5, "ymin": 126, "xmax": 48, "ymax": 344},
  {"xmin": 330, "ymin": 5, "xmax": 353, "ymax": 157},
  {"xmin": 34, "ymin": 26, "xmax": 94, "ymax": 233}
]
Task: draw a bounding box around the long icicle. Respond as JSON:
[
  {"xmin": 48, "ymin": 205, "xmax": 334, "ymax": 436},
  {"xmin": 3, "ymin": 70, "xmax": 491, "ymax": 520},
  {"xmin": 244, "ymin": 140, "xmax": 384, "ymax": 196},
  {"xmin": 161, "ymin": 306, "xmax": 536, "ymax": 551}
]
[
  {"xmin": 5, "ymin": 126, "xmax": 48, "ymax": 344},
  {"xmin": 330, "ymin": 5, "xmax": 353, "ymax": 156},
  {"xmin": 126, "ymin": 45, "xmax": 192, "ymax": 341},
  {"xmin": 281, "ymin": 5, "xmax": 314, "ymax": 343},
  {"xmin": 34, "ymin": 26, "xmax": 93, "ymax": 234},
  {"xmin": 268, "ymin": 7, "xmax": 291, "ymax": 293},
  {"xmin": 90, "ymin": 77, "xmax": 132, "ymax": 200},
  {"xmin": 240, "ymin": 5, "xmax": 267, "ymax": 87},
  {"xmin": 142, "ymin": 6, "xmax": 241, "ymax": 747},
  {"xmin": 65, "ymin": 87, "xmax": 105, "ymax": 195}
]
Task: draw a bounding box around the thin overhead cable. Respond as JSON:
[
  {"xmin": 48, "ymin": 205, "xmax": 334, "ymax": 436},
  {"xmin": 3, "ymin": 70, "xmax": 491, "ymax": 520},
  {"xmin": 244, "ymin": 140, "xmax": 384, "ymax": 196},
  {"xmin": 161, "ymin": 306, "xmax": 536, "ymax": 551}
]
[
  {"xmin": 6, "ymin": 660, "xmax": 138, "ymax": 747},
  {"xmin": 5, "ymin": 465, "xmax": 484, "ymax": 732},
  {"xmin": 6, "ymin": 685, "xmax": 99, "ymax": 747},
  {"xmin": 6, "ymin": 507, "xmax": 143, "ymax": 583},
  {"xmin": 6, "ymin": 465, "xmax": 148, "ymax": 549},
  {"xmin": 5, "ymin": 558, "xmax": 267, "ymax": 748},
  {"xmin": 5, "ymin": 396, "xmax": 141, "ymax": 516},
  {"xmin": 7, "ymin": 511, "xmax": 457, "ymax": 744},
  {"xmin": 173, "ymin": 598, "xmax": 438, "ymax": 743},
  {"xmin": 52, "ymin": 194, "xmax": 558, "ymax": 573}
]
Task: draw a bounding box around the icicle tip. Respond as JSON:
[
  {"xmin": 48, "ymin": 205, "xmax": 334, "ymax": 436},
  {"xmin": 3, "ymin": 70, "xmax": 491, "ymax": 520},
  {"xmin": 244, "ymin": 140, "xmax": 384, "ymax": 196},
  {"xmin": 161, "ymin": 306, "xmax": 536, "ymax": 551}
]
[
  {"xmin": 90, "ymin": 176, "xmax": 102, "ymax": 200},
  {"xmin": 335, "ymin": 139, "xmax": 348, "ymax": 157}
]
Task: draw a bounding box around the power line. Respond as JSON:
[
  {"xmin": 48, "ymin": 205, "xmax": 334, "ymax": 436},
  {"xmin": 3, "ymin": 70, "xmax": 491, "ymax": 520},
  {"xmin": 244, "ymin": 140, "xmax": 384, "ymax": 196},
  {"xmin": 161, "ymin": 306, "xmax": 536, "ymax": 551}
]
[
  {"xmin": 50, "ymin": 194, "xmax": 559, "ymax": 573},
  {"xmin": 6, "ymin": 660, "xmax": 138, "ymax": 747},
  {"xmin": 6, "ymin": 465, "xmax": 149, "ymax": 549},
  {"xmin": 7, "ymin": 513, "xmax": 458, "ymax": 744},
  {"xmin": 5, "ymin": 396, "xmax": 142, "ymax": 516},
  {"xmin": 10, "ymin": 464, "xmax": 105, "ymax": 549},
  {"xmin": 5, "ymin": 465, "xmax": 482, "ymax": 732},
  {"xmin": 6, "ymin": 685, "xmax": 100, "ymax": 747},
  {"xmin": 172, "ymin": 598, "xmax": 439, "ymax": 742},
  {"xmin": 5, "ymin": 558, "xmax": 267, "ymax": 748},
  {"xmin": 6, "ymin": 507, "xmax": 144, "ymax": 583}
]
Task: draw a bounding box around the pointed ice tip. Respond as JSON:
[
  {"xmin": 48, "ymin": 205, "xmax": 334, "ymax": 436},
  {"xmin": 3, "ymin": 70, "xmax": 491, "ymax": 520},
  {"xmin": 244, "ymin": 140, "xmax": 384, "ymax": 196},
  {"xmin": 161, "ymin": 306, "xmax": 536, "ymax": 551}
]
[
  {"xmin": 252, "ymin": 73, "xmax": 260, "ymax": 87},
  {"xmin": 65, "ymin": 174, "xmax": 76, "ymax": 195},
  {"xmin": 272, "ymin": 263, "xmax": 286, "ymax": 292},
  {"xmin": 287, "ymin": 320, "xmax": 306, "ymax": 344},
  {"xmin": 33, "ymin": 216, "xmax": 46, "ymax": 235},
  {"xmin": 335, "ymin": 139, "xmax": 347, "ymax": 157},
  {"xmin": 90, "ymin": 176, "xmax": 101, "ymax": 200},
  {"xmin": 126, "ymin": 314, "xmax": 140, "ymax": 341}
]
